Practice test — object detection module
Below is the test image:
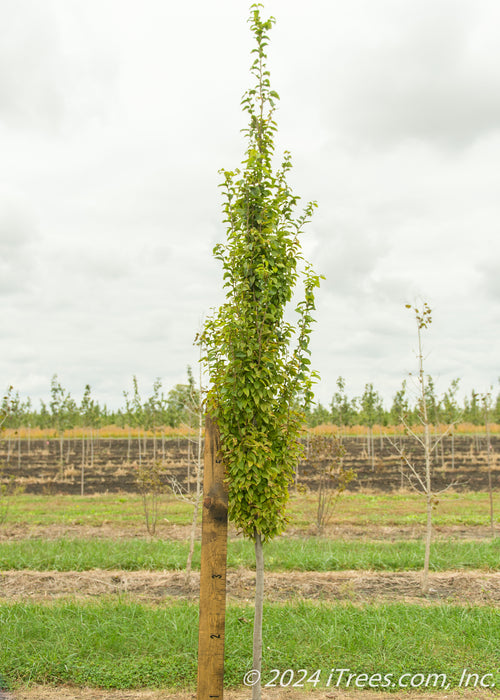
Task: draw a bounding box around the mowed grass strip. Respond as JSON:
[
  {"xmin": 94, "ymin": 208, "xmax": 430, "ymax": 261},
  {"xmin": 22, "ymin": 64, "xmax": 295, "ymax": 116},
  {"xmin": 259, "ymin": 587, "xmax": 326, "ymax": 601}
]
[
  {"xmin": 0, "ymin": 601, "xmax": 498, "ymax": 689},
  {"xmin": 4, "ymin": 492, "xmax": 500, "ymax": 528},
  {"xmin": 0, "ymin": 537, "xmax": 499, "ymax": 571}
]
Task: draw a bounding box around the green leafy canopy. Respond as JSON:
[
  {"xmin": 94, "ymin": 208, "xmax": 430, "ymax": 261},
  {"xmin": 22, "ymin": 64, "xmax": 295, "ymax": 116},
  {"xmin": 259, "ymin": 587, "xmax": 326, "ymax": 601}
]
[{"xmin": 199, "ymin": 4, "xmax": 323, "ymax": 542}]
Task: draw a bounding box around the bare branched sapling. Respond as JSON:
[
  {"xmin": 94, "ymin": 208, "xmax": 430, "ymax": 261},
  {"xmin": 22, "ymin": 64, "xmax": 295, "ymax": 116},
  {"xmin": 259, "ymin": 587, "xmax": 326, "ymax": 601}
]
[
  {"xmin": 480, "ymin": 391, "xmax": 496, "ymax": 538},
  {"xmin": 136, "ymin": 460, "xmax": 166, "ymax": 536},
  {"xmin": 389, "ymin": 303, "xmax": 462, "ymax": 594},
  {"xmin": 310, "ymin": 434, "xmax": 355, "ymax": 535},
  {"xmin": 168, "ymin": 363, "xmax": 204, "ymax": 587}
]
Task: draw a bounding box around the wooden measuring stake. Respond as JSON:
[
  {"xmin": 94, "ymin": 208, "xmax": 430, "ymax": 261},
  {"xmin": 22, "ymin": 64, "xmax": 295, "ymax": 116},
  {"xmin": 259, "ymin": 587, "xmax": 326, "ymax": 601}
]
[{"xmin": 197, "ymin": 415, "xmax": 228, "ymax": 700}]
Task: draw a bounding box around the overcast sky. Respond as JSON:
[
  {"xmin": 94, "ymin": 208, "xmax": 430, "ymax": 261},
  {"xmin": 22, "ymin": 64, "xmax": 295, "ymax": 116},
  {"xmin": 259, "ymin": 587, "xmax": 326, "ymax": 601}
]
[{"xmin": 1, "ymin": 0, "xmax": 499, "ymax": 411}]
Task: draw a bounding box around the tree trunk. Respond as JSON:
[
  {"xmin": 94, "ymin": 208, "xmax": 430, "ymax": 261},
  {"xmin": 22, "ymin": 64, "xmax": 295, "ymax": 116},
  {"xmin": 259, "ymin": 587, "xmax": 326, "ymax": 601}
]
[
  {"xmin": 197, "ymin": 416, "xmax": 228, "ymax": 700},
  {"xmin": 59, "ymin": 434, "xmax": 64, "ymax": 477},
  {"xmin": 485, "ymin": 414, "xmax": 495, "ymax": 538},
  {"xmin": 252, "ymin": 530, "xmax": 264, "ymax": 700},
  {"xmin": 371, "ymin": 428, "xmax": 375, "ymax": 470},
  {"xmin": 185, "ymin": 408, "xmax": 204, "ymax": 587},
  {"xmin": 81, "ymin": 435, "xmax": 86, "ymax": 497},
  {"xmin": 422, "ymin": 418, "xmax": 432, "ymax": 594},
  {"xmin": 187, "ymin": 438, "xmax": 191, "ymax": 494},
  {"xmin": 422, "ymin": 490, "xmax": 432, "ymax": 594}
]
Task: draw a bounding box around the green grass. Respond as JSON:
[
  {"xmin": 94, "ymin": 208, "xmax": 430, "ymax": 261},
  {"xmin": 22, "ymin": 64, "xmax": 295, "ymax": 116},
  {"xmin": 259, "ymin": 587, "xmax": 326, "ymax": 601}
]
[
  {"xmin": 3, "ymin": 493, "xmax": 193, "ymax": 527},
  {"xmin": 291, "ymin": 491, "xmax": 500, "ymax": 528},
  {"xmin": 3, "ymin": 491, "xmax": 499, "ymax": 529},
  {"xmin": 0, "ymin": 536, "xmax": 498, "ymax": 572},
  {"xmin": 0, "ymin": 600, "xmax": 498, "ymax": 690}
]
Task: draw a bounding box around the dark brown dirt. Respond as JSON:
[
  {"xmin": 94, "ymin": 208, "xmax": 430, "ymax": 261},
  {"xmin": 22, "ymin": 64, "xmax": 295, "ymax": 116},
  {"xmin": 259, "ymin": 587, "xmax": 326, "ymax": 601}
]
[{"xmin": 1, "ymin": 435, "xmax": 499, "ymax": 494}]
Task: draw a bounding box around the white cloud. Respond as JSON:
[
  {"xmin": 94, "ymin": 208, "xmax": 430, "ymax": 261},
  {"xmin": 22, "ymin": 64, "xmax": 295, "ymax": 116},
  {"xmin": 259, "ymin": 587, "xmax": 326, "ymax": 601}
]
[
  {"xmin": 0, "ymin": 0, "xmax": 499, "ymax": 410},
  {"xmin": 313, "ymin": 0, "xmax": 500, "ymax": 150},
  {"xmin": 0, "ymin": 0, "xmax": 117, "ymax": 133},
  {"xmin": 0, "ymin": 193, "xmax": 40, "ymax": 295}
]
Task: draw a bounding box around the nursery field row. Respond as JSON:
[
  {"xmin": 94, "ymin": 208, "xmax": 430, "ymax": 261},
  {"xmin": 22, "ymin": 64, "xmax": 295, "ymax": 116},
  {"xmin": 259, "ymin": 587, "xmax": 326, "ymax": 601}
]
[
  {"xmin": 2, "ymin": 423, "xmax": 500, "ymax": 440},
  {"xmin": 0, "ymin": 536, "xmax": 499, "ymax": 572},
  {"xmin": 1, "ymin": 492, "xmax": 498, "ymax": 698},
  {"xmin": 1, "ymin": 568, "xmax": 499, "ymax": 606},
  {"xmin": 2, "ymin": 433, "xmax": 499, "ymax": 494},
  {"xmin": 0, "ymin": 600, "xmax": 499, "ymax": 690},
  {"xmin": 2, "ymin": 492, "xmax": 499, "ymax": 529}
]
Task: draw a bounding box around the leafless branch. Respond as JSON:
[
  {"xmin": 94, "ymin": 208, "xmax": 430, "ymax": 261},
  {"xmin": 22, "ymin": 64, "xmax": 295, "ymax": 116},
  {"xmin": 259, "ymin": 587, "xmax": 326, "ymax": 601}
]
[
  {"xmin": 387, "ymin": 436, "xmax": 427, "ymax": 492},
  {"xmin": 169, "ymin": 475, "xmax": 197, "ymax": 504},
  {"xmin": 430, "ymin": 417, "xmax": 462, "ymax": 453}
]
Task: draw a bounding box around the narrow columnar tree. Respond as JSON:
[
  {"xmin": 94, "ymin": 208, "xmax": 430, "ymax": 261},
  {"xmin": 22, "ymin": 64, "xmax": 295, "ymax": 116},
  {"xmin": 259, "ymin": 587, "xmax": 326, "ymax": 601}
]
[{"xmin": 199, "ymin": 6, "xmax": 321, "ymax": 697}]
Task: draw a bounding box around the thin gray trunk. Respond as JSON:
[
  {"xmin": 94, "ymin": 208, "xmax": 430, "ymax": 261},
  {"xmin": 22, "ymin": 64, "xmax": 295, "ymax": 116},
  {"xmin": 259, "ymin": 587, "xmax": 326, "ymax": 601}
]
[
  {"xmin": 59, "ymin": 434, "xmax": 64, "ymax": 477},
  {"xmin": 371, "ymin": 428, "xmax": 375, "ymax": 470},
  {"xmin": 485, "ymin": 413, "xmax": 495, "ymax": 538},
  {"xmin": 420, "ymin": 322, "xmax": 432, "ymax": 594},
  {"xmin": 185, "ymin": 407, "xmax": 204, "ymax": 587},
  {"xmin": 423, "ymin": 487, "xmax": 432, "ymax": 594},
  {"xmin": 81, "ymin": 434, "xmax": 86, "ymax": 497},
  {"xmin": 252, "ymin": 530, "xmax": 264, "ymax": 700}
]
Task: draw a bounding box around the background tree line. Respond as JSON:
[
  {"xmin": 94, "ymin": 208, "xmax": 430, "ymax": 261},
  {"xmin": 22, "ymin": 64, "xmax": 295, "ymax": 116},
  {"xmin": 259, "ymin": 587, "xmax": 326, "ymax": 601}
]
[
  {"xmin": 0, "ymin": 372, "xmax": 200, "ymax": 434},
  {"xmin": 1, "ymin": 373, "xmax": 499, "ymax": 433},
  {"xmin": 307, "ymin": 376, "xmax": 500, "ymax": 428}
]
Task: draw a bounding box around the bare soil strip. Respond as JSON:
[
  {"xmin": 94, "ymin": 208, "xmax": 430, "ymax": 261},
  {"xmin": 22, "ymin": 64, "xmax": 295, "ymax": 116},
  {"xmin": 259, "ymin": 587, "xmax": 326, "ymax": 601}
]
[
  {"xmin": 0, "ymin": 523, "xmax": 496, "ymax": 542},
  {"xmin": 7, "ymin": 685, "xmax": 499, "ymax": 700},
  {"xmin": 1, "ymin": 569, "xmax": 499, "ymax": 605}
]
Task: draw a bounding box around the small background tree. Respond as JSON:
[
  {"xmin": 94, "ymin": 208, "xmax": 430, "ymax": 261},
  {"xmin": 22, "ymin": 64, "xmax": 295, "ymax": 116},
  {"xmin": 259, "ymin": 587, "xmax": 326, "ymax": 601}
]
[
  {"xmin": 389, "ymin": 303, "xmax": 461, "ymax": 594},
  {"xmin": 480, "ymin": 390, "xmax": 496, "ymax": 537},
  {"xmin": 168, "ymin": 364, "xmax": 205, "ymax": 587},
  {"xmin": 49, "ymin": 375, "xmax": 76, "ymax": 475},
  {"xmin": 359, "ymin": 382, "xmax": 383, "ymax": 469},
  {"xmin": 199, "ymin": 5, "xmax": 321, "ymax": 697},
  {"xmin": 309, "ymin": 434, "xmax": 355, "ymax": 535}
]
